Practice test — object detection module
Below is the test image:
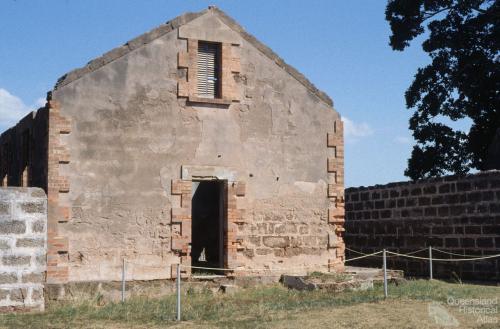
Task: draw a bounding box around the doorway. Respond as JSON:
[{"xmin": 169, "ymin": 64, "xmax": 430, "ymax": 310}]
[{"xmin": 191, "ymin": 180, "xmax": 225, "ymax": 273}]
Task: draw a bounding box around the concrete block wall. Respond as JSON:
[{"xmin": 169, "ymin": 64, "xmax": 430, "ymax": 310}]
[
  {"xmin": 0, "ymin": 187, "xmax": 47, "ymax": 312},
  {"xmin": 344, "ymin": 171, "xmax": 500, "ymax": 281}
]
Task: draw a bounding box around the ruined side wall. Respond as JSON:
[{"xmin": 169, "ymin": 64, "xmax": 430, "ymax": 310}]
[
  {"xmin": 51, "ymin": 13, "xmax": 344, "ymax": 283},
  {"xmin": 0, "ymin": 108, "xmax": 49, "ymax": 189},
  {"xmin": 345, "ymin": 171, "xmax": 500, "ymax": 281},
  {"xmin": 0, "ymin": 187, "xmax": 47, "ymax": 312}
]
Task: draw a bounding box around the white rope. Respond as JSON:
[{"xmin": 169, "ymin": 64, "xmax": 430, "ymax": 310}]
[
  {"xmin": 346, "ymin": 247, "xmax": 390, "ymax": 257},
  {"xmin": 431, "ymin": 248, "xmax": 486, "ymax": 258},
  {"xmin": 346, "ymin": 247, "xmax": 427, "ymax": 258},
  {"xmin": 180, "ymin": 263, "xmax": 330, "ymax": 272},
  {"xmin": 344, "ymin": 251, "xmax": 384, "ymax": 262},
  {"xmin": 386, "ymin": 251, "xmax": 500, "ymax": 262},
  {"xmin": 125, "ymin": 248, "xmax": 500, "ymax": 274},
  {"xmin": 183, "ymin": 252, "xmax": 382, "ymax": 271},
  {"xmin": 179, "ymin": 251, "xmax": 383, "ymax": 272}
]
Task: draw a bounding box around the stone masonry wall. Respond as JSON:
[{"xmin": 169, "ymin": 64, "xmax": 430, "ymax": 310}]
[
  {"xmin": 0, "ymin": 187, "xmax": 47, "ymax": 312},
  {"xmin": 48, "ymin": 8, "xmax": 343, "ymax": 283},
  {"xmin": 0, "ymin": 107, "xmax": 49, "ymax": 189},
  {"xmin": 345, "ymin": 171, "xmax": 500, "ymax": 281}
]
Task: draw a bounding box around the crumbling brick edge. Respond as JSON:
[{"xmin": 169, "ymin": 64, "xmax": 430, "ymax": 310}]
[{"xmin": 46, "ymin": 95, "xmax": 72, "ymax": 284}]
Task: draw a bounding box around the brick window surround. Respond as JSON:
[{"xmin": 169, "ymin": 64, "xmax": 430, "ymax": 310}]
[{"xmin": 177, "ymin": 38, "xmax": 240, "ymax": 105}]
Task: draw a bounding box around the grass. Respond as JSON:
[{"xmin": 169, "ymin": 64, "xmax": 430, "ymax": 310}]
[
  {"xmin": 0, "ymin": 280, "xmax": 498, "ymax": 328},
  {"xmin": 306, "ymin": 271, "xmax": 353, "ymax": 283}
]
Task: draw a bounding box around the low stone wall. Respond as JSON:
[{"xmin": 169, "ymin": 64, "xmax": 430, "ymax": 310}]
[
  {"xmin": 45, "ymin": 276, "xmax": 279, "ymax": 303},
  {"xmin": 0, "ymin": 187, "xmax": 47, "ymax": 312},
  {"xmin": 344, "ymin": 171, "xmax": 500, "ymax": 281}
]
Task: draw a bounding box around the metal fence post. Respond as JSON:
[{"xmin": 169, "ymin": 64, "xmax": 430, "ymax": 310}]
[
  {"xmin": 176, "ymin": 264, "xmax": 181, "ymax": 321},
  {"xmin": 121, "ymin": 258, "xmax": 126, "ymax": 302},
  {"xmin": 383, "ymin": 249, "xmax": 388, "ymax": 298},
  {"xmin": 429, "ymin": 246, "xmax": 433, "ymax": 280}
]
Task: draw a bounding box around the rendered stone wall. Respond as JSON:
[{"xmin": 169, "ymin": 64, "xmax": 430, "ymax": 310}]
[
  {"xmin": 47, "ymin": 8, "xmax": 344, "ymax": 282},
  {"xmin": 344, "ymin": 171, "xmax": 500, "ymax": 281},
  {"xmin": 0, "ymin": 187, "xmax": 47, "ymax": 311},
  {"xmin": 0, "ymin": 8, "xmax": 344, "ymax": 284}
]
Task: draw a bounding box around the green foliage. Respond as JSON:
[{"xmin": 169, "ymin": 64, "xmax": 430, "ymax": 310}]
[{"xmin": 386, "ymin": 0, "xmax": 500, "ymax": 179}]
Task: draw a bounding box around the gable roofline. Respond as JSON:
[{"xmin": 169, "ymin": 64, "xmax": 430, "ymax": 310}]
[{"xmin": 54, "ymin": 7, "xmax": 333, "ymax": 107}]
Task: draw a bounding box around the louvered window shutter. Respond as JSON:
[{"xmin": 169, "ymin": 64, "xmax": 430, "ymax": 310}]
[{"xmin": 197, "ymin": 42, "xmax": 219, "ymax": 98}]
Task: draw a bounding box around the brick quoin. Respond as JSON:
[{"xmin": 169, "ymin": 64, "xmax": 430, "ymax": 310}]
[{"xmin": 46, "ymin": 97, "xmax": 72, "ymax": 283}]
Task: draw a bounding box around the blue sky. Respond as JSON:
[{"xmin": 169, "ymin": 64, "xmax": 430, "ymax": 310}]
[{"xmin": 0, "ymin": 0, "xmax": 430, "ymax": 187}]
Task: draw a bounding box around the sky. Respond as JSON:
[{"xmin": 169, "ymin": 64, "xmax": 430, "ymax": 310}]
[{"xmin": 0, "ymin": 0, "xmax": 431, "ymax": 187}]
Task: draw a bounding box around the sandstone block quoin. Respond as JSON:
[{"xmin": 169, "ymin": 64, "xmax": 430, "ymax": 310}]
[
  {"xmin": 0, "ymin": 187, "xmax": 47, "ymax": 312},
  {"xmin": 0, "ymin": 273, "xmax": 18, "ymax": 284},
  {"xmin": 0, "ymin": 221, "xmax": 26, "ymax": 235},
  {"xmin": 16, "ymin": 238, "xmax": 44, "ymax": 248},
  {"xmin": 2, "ymin": 255, "xmax": 31, "ymax": 266},
  {"xmin": 20, "ymin": 202, "xmax": 45, "ymax": 214},
  {"xmin": 0, "ymin": 202, "xmax": 9, "ymax": 215},
  {"xmin": 31, "ymin": 220, "xmax": 45, "ymax": 233}
]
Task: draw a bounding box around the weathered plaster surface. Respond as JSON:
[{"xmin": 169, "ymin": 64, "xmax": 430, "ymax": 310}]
[{"xmin": 52, "ymin": 11, "xmax": 342, "ymax": 281}]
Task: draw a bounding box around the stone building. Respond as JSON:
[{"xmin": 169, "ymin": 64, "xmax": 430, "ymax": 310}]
[{"xmin": 0, "ymin": 7, "xmax": 345, "ymax": 285}]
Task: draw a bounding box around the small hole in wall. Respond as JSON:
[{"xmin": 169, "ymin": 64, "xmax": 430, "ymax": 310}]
[
  {"xmin": 217, "ymin": 154, "xmax": 222, "ymax": 158},
  {"xmin": 278, "ymin": 260, "xmax": 283, "ymax": 263},
  {"xmin": 249, "ymin": 173, "xmax": 254, "ymax": 177},
  {"xmin": 276, "ymin": 177, "xmax": 279, "ymax": 181}
]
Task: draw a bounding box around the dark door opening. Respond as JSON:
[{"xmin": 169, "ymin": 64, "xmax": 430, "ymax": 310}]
[{"xmin": 191, "ymin": 180, "xmax": 225, "ymax": 274}]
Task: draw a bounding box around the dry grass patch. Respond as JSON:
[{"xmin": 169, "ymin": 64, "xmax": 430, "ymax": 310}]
[{"xmin": 0, "ymin": 280, "xmax": 498, "ymax": 328}]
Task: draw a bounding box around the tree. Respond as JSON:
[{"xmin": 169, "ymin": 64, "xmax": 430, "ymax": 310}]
[{"xmin": 386, "ymin": 0, "xmax": 500, "ymax": 180}]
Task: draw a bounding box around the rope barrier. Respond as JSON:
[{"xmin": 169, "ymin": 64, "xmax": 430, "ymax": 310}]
[
  {"xmin": 122, "ymin": 247, "xmax": 500, "ymax": 275},
  {"xmin": 179, "ymin": 251, "xmax": 383, "ymax": 272},
  {"xmin": 345, "ymin": 247, "xmax": 394, "ymax": 258},
  {"xmin": 393, "ymin": 248, "xmax": 428, "ymax": 255},
  {"xmin": 344, "ymin": 251, "xmax": 384, "ymax": 262},
  {"xmin": 345, "ymin": 247, "xmax": 427, "ymax": 258},
  {"xmin": 180, "ymin": 263, "xmax": 330, "ymax": 272},
  {"xmin": 431, "ymin": 248, "xmax": 486, "ymax": 258},
  {"xmin": 346, "ymin": 247, "xmax": 500, "ymax": 261},
  {"xmin": 386, "ymin": 251, "xmax": 500, "ymax": 262},
  {"xmin": 169, "ymin": 246, "xmax": 500, "ymax": 322}
]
